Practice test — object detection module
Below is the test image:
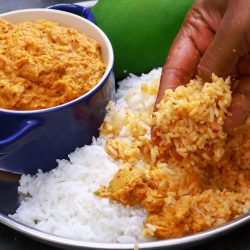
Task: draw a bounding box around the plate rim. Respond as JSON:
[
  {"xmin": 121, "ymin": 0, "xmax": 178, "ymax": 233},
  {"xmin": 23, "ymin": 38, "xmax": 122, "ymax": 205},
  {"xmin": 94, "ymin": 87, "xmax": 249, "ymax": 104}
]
[{"xmin": 1, "ymin": 212, "xmax": 250, "ymax": 249}]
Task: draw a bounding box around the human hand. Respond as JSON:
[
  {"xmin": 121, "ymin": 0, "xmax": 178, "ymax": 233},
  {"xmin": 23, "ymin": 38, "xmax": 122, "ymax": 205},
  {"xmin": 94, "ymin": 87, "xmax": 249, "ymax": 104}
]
[{"xmin": 155, "ymin": 0, "xmax": 250, "ymax": 131}]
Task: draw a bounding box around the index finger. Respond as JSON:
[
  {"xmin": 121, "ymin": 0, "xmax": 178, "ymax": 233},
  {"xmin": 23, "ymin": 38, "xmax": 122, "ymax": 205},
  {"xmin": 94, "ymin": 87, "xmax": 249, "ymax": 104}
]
[
  {"xmin": 155, "ymin": 6, "xmax": 215, "ymax": 105},
  {"xmin": 156, "ymin": 36, "xmax": 200, "ymax": 104}
]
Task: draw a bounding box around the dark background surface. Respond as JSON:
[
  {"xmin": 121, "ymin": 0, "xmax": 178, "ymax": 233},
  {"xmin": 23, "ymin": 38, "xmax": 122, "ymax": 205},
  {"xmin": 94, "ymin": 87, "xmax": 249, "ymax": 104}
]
[{"xmin": 0, "ymin": 0, "xmax": 250, "ymax": 249}]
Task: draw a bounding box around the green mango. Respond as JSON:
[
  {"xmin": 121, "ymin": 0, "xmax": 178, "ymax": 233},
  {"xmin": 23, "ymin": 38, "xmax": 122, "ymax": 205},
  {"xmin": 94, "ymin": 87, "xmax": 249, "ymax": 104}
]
[{"xmin": 92, "ymin": 0, "xmax": 194, "ymax": 79}]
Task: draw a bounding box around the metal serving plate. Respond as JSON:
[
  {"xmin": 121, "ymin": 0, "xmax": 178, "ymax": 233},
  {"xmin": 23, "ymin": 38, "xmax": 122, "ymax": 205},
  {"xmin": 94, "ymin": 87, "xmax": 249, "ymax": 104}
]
[
  {"xmin": 0, "ymin": 171, "xmax": 250, "ymax": 250},
  {"xmin": 1, "ymin": 1, "xmax": 250, "ymax": 249}
]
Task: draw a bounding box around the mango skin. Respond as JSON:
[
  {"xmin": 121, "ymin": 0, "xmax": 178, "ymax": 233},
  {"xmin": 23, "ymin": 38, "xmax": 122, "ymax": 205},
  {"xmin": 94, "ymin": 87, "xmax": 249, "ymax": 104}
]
[{"xmin": 92, "ymin": 0, "xmax": 194, "ymax": 79}]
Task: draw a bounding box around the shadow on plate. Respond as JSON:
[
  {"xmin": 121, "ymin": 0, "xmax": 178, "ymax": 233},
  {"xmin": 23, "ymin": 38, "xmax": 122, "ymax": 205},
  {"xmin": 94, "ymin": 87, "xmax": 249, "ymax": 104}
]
[{"xmin": 0, "ymin": 171, "xmax": 20, "ymax": 215}]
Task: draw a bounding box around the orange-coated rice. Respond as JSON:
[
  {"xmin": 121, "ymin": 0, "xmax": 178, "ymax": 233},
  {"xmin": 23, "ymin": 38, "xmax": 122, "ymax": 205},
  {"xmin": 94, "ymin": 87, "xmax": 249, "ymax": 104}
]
[{"xmin": 100, "ymin": 72, "xmax": 250, "ymax": 239}]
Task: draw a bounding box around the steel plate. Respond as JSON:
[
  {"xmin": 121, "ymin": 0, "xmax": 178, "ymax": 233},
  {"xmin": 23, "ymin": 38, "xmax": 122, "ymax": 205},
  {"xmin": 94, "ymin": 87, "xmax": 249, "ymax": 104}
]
[{"xmin": 1, "ymin": 1, "xmax": 250, "ymax": 249}]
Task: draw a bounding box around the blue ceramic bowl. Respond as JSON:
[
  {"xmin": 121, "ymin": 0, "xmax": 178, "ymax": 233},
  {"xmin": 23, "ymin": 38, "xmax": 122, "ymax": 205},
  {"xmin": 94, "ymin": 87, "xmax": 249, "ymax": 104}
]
[{"xmin": 0, "ymin": 6, "xmax": 115, "ymax": 174}]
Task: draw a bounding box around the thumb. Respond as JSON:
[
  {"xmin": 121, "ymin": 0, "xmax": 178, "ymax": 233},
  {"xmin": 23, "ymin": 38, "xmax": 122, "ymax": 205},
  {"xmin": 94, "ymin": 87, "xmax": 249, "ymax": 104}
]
[
  {"xmin": 197, "ymin": 2, "xmax": 248, "ymax": 80},
  {"xmin": 224, "ymin": 77, "xmax": 250, "ymax": 131}
]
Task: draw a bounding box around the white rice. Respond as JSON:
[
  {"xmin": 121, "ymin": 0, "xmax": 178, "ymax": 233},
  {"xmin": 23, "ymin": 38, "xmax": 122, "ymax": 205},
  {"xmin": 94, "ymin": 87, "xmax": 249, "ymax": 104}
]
[{"xmin": 10, "ymin": 68, "xmax": 162, "ymax": 243}]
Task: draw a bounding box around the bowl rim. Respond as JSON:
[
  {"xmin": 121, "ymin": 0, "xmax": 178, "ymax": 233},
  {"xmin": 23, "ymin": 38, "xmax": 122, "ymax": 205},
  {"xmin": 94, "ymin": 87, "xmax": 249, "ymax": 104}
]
[
  {"xmin": 1, "ymin": 212, "xmax": 250, "ymax": 249},
  {"xmin": 0, "ymin": 8, "xmax": 114, "ymax": 114}
]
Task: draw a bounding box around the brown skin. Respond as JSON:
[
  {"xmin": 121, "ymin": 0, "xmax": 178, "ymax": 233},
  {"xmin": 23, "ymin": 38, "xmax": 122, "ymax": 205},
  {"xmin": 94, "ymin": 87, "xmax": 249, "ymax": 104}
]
[{"xmin": 156, "ymin": 0, "xmax": 250, "ymax": 131}]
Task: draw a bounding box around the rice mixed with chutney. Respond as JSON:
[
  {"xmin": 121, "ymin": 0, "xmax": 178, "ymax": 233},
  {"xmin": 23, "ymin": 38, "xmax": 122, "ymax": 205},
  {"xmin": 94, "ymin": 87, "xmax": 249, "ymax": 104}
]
[
  {"xmin": 99, "ymin": 74, "xmax": 250, "ymax": 239},
  {"xmin": 0, "ymin": 18, "xmax": 105, "ymax": 110}
]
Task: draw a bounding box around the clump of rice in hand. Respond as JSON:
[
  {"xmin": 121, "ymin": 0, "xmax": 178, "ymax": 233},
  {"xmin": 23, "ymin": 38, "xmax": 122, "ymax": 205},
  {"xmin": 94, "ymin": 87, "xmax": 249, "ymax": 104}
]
[{"xmin": 152, "ymin": 75, "xmax": 231, "ymax": 164}]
